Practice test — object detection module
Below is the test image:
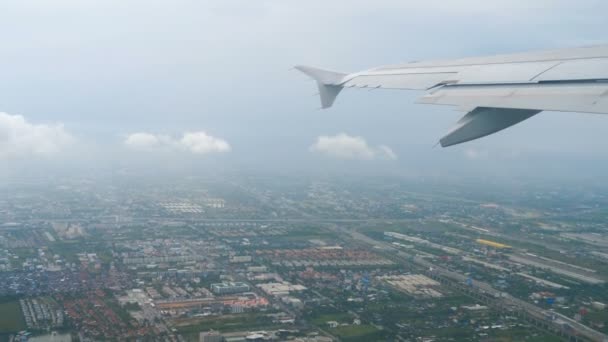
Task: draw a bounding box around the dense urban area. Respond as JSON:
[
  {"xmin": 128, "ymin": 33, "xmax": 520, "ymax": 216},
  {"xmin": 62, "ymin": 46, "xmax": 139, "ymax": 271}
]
[{"xmin": 1, "ymin": 174, "xmax": 608, "ymax": 342}]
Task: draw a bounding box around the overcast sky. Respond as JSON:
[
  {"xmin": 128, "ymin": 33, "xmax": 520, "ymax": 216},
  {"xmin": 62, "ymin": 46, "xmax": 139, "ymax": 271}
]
[{"xmin": 0, "ymin": 0, "xmax": 607, "ymax": 182}]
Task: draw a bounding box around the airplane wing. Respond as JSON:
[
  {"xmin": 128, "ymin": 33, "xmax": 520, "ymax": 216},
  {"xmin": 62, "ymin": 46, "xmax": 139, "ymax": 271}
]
[{"xmin": 295, "ymin": 45, "xmax": 608, "ymax": 147}]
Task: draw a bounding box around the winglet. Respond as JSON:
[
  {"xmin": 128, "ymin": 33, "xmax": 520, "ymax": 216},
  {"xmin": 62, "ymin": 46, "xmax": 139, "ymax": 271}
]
[{"xmin": 294, "ymin": 65, "xmax": 347, "ymax": 108}]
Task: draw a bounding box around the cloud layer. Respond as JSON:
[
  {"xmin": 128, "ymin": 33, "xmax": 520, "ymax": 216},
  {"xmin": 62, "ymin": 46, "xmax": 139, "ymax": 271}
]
[
  {"xmin": 310, "ymin": 133, "xmax": 397, "ymax": 160},
  {"xmin": 0, "ymin": 112, "xmax": 73, "ymax": 159},
  {"xmin": 124, "ymin": 131, "xmax": 231, "ymax": 155}
]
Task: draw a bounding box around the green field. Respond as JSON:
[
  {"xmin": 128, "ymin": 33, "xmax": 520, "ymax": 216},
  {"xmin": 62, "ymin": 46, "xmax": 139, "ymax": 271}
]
[
  {"xmin": 175, "ymin": 313, "xmax": 279, "ymax": 334},
  {"xmin": 309, "ymin": 310, "xmax": 385, "ymax": 342},
  {"xmin": 0, "ymin": 300, "xmax": 26, "ymax": 333},
  {"xmin": 488, "ymin": 326, "xmax": 560, "ymax": 342},
  {"xmin": 332, "ymin": 324, "xmax": 384, "ymax": 341},
  {"xmin": 311, "ymin": 313, "xmax": 353, "ymax": 325}
]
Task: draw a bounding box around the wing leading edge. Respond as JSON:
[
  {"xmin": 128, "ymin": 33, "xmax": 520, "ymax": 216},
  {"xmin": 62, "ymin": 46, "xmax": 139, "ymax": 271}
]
[{"xmin": 295, "ymin": 45, "xmax": 608, "ymax": 147}]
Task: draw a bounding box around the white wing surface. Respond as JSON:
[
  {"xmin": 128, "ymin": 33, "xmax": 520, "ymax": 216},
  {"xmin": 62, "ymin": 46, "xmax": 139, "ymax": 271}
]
[{"xmin": 295, "ymin": 45, "xmax": 608, "ymax": 147}]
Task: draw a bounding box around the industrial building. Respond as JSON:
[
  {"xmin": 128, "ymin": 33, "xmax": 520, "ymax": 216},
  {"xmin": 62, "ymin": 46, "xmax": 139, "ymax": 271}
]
[
  {"xmin": 257, "ymin": 282, "xmax": 307, "ymax": 297},
  {"xmin": 230, "ymin": 255, "xmax": 252, "ymax": 263},
  {"xmin": 476, "ymin": 239, "xmax": 511, "ymax": 249},
  {"xmin": 378, "ymin": 274, "xmax": 443, "ymax": 298},
  {"xmin": 211, "ymin": 282, "xmax": 250, "ymax": 295},
  {"xmin": 200, "ymin": 330, "xmax": 223, "ymax": 342}
]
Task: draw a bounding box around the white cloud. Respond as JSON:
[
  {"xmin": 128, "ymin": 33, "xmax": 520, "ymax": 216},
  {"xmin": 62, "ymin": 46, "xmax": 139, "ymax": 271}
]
[
  {"xmin": 180, "ymin": 132, "xmax": 231, "ymax": 154},
  {"xmin": 0, "ymin": 112, "xmax": 73, "ymax": 159},
  {"xmin": 378, "ymin": 145, "xmax": 397, "ymax": 160},
  {"xmin": 310, "ymin": 133, "xmax": 397, "ymax": 160},
  {"xmin": 124, "ymin": 131, "xmax": 230, "ymax": 155},
  {"xmin": 124, "ymin": 132, "xmax": 163, "ymax": 149}
]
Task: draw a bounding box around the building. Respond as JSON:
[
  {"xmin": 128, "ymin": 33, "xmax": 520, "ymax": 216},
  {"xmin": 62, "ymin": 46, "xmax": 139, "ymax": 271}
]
[
  {"xmin": 476, "ymin": 239, "xmax": 511, "ymax": 249},
  {"xmin": 200, "ymin": 330, "xmax": 223, "ymax": 342},
  {"xmin": 257, "ymin": 282, "xmax": 307, "ymax": 297},
  {"xmin": 282, "ymin": 296, "xmax": 304, "ymax": 309},
  {"xmin": 247, "ymin": 266, "xmax": 267, "ymax": 273},
  {"xmin": 211, "ymin": 282, "xmax": 250, "ymax": 295},
  {"xmin": 231, "ymin": 305, "xmax": 244, "ymax": 314},
  {"xmin": 230, "ymin": 255, "xmax": 252, "ymax": 263}
]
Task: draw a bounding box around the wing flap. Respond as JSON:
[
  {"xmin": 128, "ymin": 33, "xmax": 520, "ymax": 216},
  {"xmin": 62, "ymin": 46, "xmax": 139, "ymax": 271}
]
[
  {"xmin": 419, "ymin": 83, "xmax": 608, "ymax": 114},
  {"xmin": 454, "ymin": 61, "xmax": 560, "ymax": 84},
  {"xmin": 440, "ymin": 107, "xmax": 541, "ymax": 147},
  {"xmin": 533, "ymin": 58, "xmax": 608, "ymax": 81}
]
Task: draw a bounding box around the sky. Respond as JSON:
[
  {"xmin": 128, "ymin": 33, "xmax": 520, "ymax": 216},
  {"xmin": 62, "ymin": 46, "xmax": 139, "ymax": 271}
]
[{"xmin": 0, "ymin": 0, "xmax": 607, "ymax": 182}]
